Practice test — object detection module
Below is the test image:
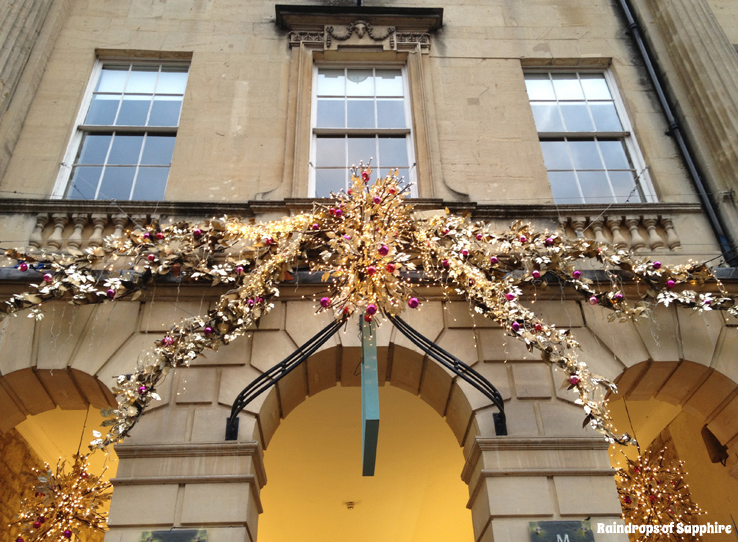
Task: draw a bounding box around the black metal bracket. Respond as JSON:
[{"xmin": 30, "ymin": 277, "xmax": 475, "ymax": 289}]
[
  {"xmin": 225, "ymin": 317, "xmax": 344, "ymax": 440},
  {"xmin": 225, "ymin": 313, "xmax": 507, "ymax": 440},
  {"xmin": 389, "ymin": 315, "xmax": 507, "ymax": 435}
]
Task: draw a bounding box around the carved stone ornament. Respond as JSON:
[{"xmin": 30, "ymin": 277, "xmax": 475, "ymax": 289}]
[{"xmin": 287, "ymin": 20, "xmax": 431, "ymax": 52}]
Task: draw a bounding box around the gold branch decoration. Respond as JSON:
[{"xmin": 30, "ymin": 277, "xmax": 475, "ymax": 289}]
[{"xmin": 3, "ymin": 166, "xmax": 737, "ymax": 448}]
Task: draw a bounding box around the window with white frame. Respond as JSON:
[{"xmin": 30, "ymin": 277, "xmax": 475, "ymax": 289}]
[
  {"xmin": 311, "ymin": 66, "xmax": 415, "ymax": 197},
  {"xmin": 57, "ymin": 62, "xmax": 188, "ymax": 200},
  {"xmin": 525, "ymin": 71, "xmax": 652, "ymax": 204}
]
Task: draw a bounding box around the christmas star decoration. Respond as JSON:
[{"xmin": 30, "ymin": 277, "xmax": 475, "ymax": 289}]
[
  {"xmin": 3, "ymin": 166, "xmax": 737, "ymax": 449},
  {"xmin": 9, "ymin": 453, "xmax": 112, "ymax": 542},
  {"xmin": 615, "ymin": 447, "xmax": 703, "ymax": 540}
]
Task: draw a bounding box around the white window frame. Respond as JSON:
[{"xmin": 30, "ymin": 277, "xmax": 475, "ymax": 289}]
[
  {"xmin": 52, "ymin": 59, "xmax": 188, "ymax": 200},
  {"xmin": 526, "ymin": 69, "xmax": 656, "ymax": 204},
  {"xmin": 309, "ymin": 63, "xmax": 417, "ymax": 197}
]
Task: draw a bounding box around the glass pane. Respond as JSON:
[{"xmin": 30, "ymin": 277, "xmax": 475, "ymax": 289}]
[
  {"xmin": 531, "ymin": 103, "xmax": 564, "ymax": 132},
  {"xmin": 126, "ymin": 67, "xmax": 158, "ymax": 94},
  {"xmin": 525, "ymin": 74, "xmax": 555, "ymax": 101},
  {"xmin": 609, "ymin": 170, "xmax": 641, "ymax": 202},
  {"xmin": 548, "ymin": 171, "xmax": 582, "ymax": 203},
  {"xmin": 569, "ymin": 140, "xmax": 603, "ymax": 169},
  {"xmin": 315, "ymin": 137, "xmax": 345, "ymax": 168},
  {"xmin": 98, "ymin": 166, "xmax": 136, "ymax": 200},
  {"xmin": 347, "ymin": 137, "xmax": 376, "ymax": 167},
  {"xmin": 85, "ymin": 94, "xmax": 120, "ymax": 125},
  {"xmin": 132, "ymin": 167, "xmax": 169, "ymax": 200},
  {"xmin": 540, "ymin": 141, "xmax": 573, "ymax": 170},
  {"xmin": 317, "ymin": 69, "xmax": 345, "ymax": 96},
  {"xmin": 315, "ymin": 169, "xmax": 346, "ymax": 197},
  {"xmin": 96, "ymin": 67, "xmax": 129, "ymax": 93},
  {"xmin": 560, "ymin": 103, "xmax": 595, "ymax": 131},
  {"xmin": 67, "ymin": 166, "xmax": 103, "ymax": 199},
  {"xmin": 117, "ymin": 95, "xmax": 151, "ymax": 126},
  {"xmin": 377, "ymin": 99, "xmax": 406, "ymax": 128},
  {"xmin": 578, "ymin": 171, "xmax": 612, "ymax": 203},
  {"xmin": 108, "ymin": 134, "xmax": 144, "ymax": 165},
  {"xmin": 378, "ymin": 137, "xmax": 409, "ymax": 167},
  {"xmin": 599, "ymin": 140, "xmax": 630, "ymax": 169},
  {"xmin": 346, "ymin": 69, "xmax": 373, "ymax": 96},
  {"xmin": 141, "ymin": 135, "xmax": 176, "ymax": 165},
  {"xmin": 552, "ymin": 74, "xmax": 584, "ymax": 100},
  {"xmin": 156, "ymin": 67, "xmax": 188, "ymax": 94},
  {"xmin": 316, "ymin": 98, "xmax": 345, "ymax": 128},
  {"xmin": 375, "ymin": 70, "xmax": 403, "ymax": 96},
  {"xmin": 77, "ymin": 134, "xmax": 112, "ymax": 164},
  {"xmin": 347, "ymin": 99, "xmax": 375, "ymax": 128},
  {"xmin": 580, "ymin": 74, "xmax": 612, "ymax": 100},
  {"xmin": 590, "ymin": 103, "xmax": 622, "ymax": 131},
  {"xmin": 149, "ymin": 96, "xmax": 182, "ymax": 126}
]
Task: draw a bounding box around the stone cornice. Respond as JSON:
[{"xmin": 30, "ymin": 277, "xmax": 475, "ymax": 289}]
[
  {"xmin": 275, "ymin": 5, "xmax": 443, "ymax": 32},
  {"xmin": 0, "ymin": 197, "xmax": 702, "ymax": 219}
]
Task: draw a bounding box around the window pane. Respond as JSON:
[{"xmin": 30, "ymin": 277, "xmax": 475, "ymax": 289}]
[
  {"xmin": 97, "ymin": 67, "xmax": 129, "ymax": 92},
  {"xmin": 126, "ymin": 66, "xmax": 158, "ymax": 93},
  {"xmin": 552, "ymin": 74, "xmax": 584, "ymax": 100},
  {"xmin": 108, "ymin": 134, "xmax": 144, "ymax": 165},
  {"xmin": 316, "ymin": 98, "xmax": 345, "ymax": 128},
  {"xmin": 560, "ymin": 103, "xmax": 594, "ymax": 131},
  {"xmin": 78, "ymin": 134, "xmax": 112, "ymax": 164},
  {"xmin": 85, "ymin": 95, "xmax": 120, "ymax": 125},
  {"xmin": 375, "ymin": 70, "xmax": 403, "ymax": 96},
  {"xmin": 609, "ymin": 170, "xmax": 640, "ymax": 202},
  {"xmin": 347, "ymin": 99, "xmax": 374, "ymax": 128},
  {"xmin": 531, "ymin": 104, "xmax": 564, "ymax": 132},
  {"xmin": 141, "ymin": 135, "xmax": 176, "ymax": 165},
  {"xmin": 580, "ymin": 74, "xmax": 611, "ymax": 100},
  {"xmin": 569, "ymin": 140, "xmax": 603, "ymax": 169},
  {"xmin": 590, "ymin": 103, "xmax": 622, "ymax": 131},
  {"xmin": 548, "ymin": 171, "xmax": 582, "ymax": 203},
  {"xmin": 149, "ymin": 96, "xmax": 182, "ymax": 126},
  {"xmin": 156, "ymin": 67, "xmax": 188, "ymax": 94},
  {"xmin": 540, "ymin": 141, "xmax": 573, "ymax": 170},
  {"xmin": 317, "ymin": 69, "xmax": 345, "ymax": 96},
  {"xmin": 132, "ymin": 167, "xmax": 169, "ymax": 200},
  {"xmin": 315, "ymin": 169, "xmax": 346, "ymax": 197},
  {"xmin": 346, "ymin": 69, "xmax": 373, "ymax": 96},
  {"xmin": 347, "ymin": 137, "xmax": 376, "ymax": 167},
  {"xmin": 98, "ymin": 166, "xmax": 136, "ymax": 200},
  {"xmin": 577, "ymin": 171, "xmax": 612, "ymax": 202},
  {"xmin": 315, "ymin": 137, "xmax": 345, "ymax": 168},
  {"xmin": 377, "ymin": 99, "xmax": 406, "ymax": 128},
  {"xmin": 378, "ymin": 137, "xmax": 409, "ymax": 167},
  {"xmin": 67, "ymin": 166, "xmax": 103, "ymax": 199},
  {"xmin": 525, "ymin": 74, "xmax": 555, "ymax": 101},
  {"xmin": 599, "ymin": 140, "xmax": 630, "ymax": 169},
  {"xmin": 117, "ymin": 95, "xmax": 151, "ymax": 126}
]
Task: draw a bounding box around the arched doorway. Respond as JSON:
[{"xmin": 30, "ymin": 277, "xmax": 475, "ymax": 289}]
[{"xmin": 257, "ymin": 384, "xmax": 473, "ymax": 542}]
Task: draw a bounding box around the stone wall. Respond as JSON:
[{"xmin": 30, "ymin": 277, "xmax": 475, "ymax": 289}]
[{"xmin": 0, "ymin": 428, "xmax": 44, "ymax": 534}]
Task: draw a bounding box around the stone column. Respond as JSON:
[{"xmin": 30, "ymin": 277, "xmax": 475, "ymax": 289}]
[
  {"xmin": 634, "ymin": 0, "xmax": 738, "ymax": 242},
  {"xmin": 462, "ymin": 437, "xmax": 627, "ymax": 542}
]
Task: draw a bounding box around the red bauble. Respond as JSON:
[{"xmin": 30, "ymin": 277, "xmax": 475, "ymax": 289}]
[{"xmin": 534, "ymin": 323, "xmax": 542, "ymax": 332}]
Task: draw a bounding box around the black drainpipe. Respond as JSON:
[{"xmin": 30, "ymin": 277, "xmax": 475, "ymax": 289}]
[{"xmin": 615, "ymin": 0, "xmax": 736, "ymax": 264}]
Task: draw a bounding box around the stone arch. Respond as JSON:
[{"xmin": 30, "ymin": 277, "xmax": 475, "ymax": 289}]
[{"xmin": 613, "ymin": 359, "xmax": 738, "ymax": 478}]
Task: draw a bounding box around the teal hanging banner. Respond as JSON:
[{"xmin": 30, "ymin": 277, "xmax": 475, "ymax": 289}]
[{"xmin": 361, "ymin": 317, "xmax": 380, "ymax": 476}]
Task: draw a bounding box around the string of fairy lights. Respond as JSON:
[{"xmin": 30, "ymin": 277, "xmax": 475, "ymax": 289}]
[{"xmin": 5, "ymin": 166, "xmax": 737, "ymax": 540}]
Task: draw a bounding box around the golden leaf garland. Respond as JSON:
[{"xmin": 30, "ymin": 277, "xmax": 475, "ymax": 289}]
[
  {"xmin": 9, "ymin": 454, "xmax": 112, "ymax": 542},
  {"xmin": 615, "ymin": 447, "xmax": 704, "ymax": 540},
  {"xmin": 2, "ymin": 167, "xmax": 737, "ymax": 448}
]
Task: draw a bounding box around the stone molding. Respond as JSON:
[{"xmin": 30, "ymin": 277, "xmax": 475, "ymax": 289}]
[{"xmin": 115, "ymin": 441, "xmax": 266, "ymax": 489}]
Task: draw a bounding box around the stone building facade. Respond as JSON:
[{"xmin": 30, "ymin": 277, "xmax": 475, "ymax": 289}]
[{"xmin": 1, "ymin": 0, "xmax": 738, "ymax": 541}]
